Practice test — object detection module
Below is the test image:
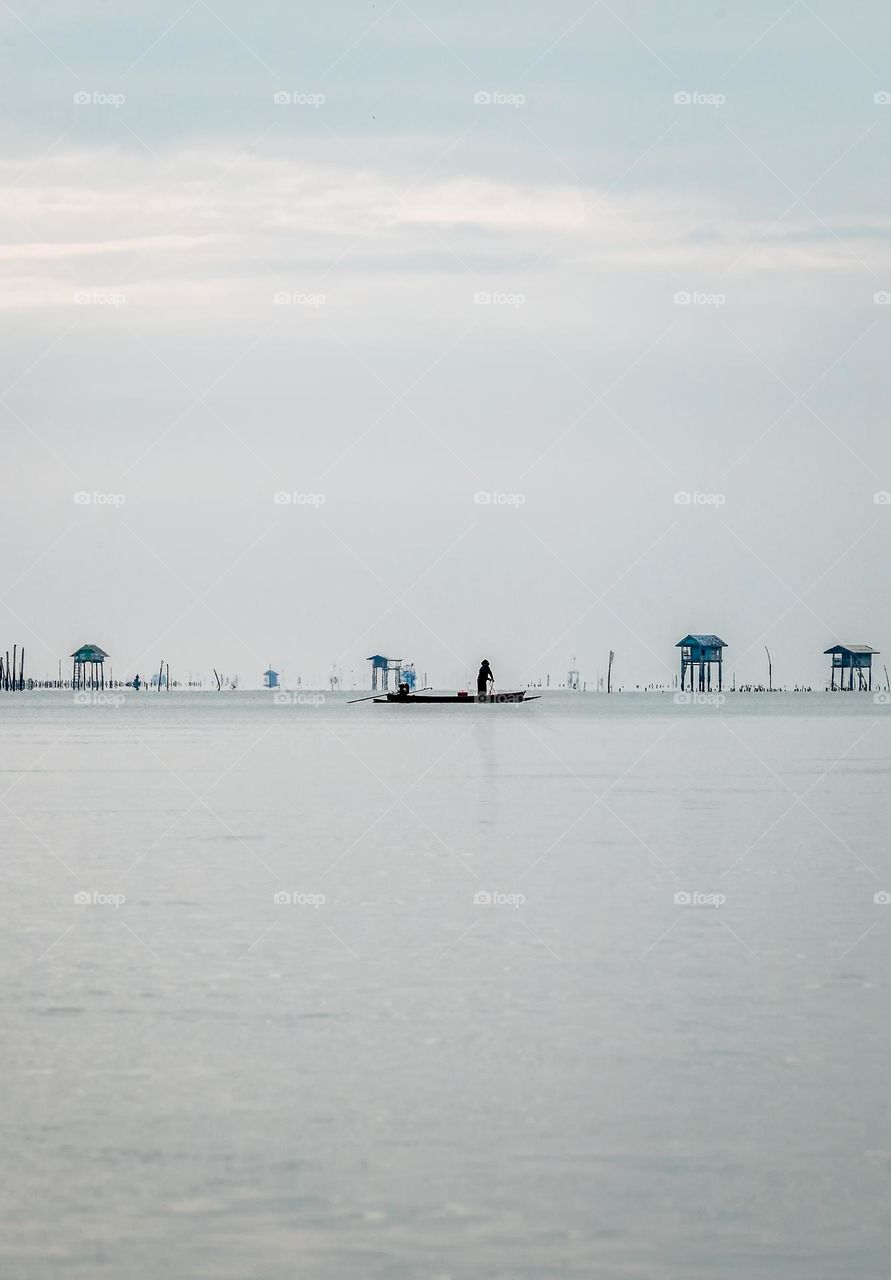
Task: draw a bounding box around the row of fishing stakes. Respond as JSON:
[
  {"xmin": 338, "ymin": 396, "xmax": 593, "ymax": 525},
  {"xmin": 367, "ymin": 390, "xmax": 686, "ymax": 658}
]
[{"xmin": 0, "ymin": 645, "xmax": 25, "ymax": 691}]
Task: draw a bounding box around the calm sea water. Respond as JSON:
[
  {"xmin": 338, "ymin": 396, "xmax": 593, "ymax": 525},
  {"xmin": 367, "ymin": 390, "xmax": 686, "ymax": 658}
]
[{"xmin": 1, "ymin": 691, "xmax": 889, "ymax": 1279}]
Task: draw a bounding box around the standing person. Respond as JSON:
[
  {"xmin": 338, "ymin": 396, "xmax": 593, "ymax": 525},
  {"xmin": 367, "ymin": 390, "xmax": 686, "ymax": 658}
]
[{"xmin": 477, "ymin": 659, "xmax": 494, "ymax": 698}]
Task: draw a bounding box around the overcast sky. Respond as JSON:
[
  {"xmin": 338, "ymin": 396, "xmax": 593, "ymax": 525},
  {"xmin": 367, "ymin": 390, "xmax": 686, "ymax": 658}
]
[{"xmin": 2, "ymin": 0, "xmax": 890, "ymax": 689}]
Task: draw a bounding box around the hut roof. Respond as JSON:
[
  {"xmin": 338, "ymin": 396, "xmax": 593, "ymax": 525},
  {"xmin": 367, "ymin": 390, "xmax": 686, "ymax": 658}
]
[
  {"xmin": 71, "ymin": 643, "xmax": 108, "ymax": 660},
  {"xmin": 675, "ymin": 634, "xmax": 727, "ymax": 648},
  {"xmin": 823, "ymin": 644, "xmax": 879, "ymax": 655},
  {"xmin": 263, "ymin": 668, "xmax": 279, "ymax": 676}
]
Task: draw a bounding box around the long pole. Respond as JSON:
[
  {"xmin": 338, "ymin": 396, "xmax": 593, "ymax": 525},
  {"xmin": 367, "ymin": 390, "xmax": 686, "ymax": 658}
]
[
  {"xmin": 607, "ymin": 650, "xmax": 614, "ymax": 694},
  {"xmin": 347, "ymin": 687, "xmax": 432, "ymax": 705},
  {"xmin": 765, "ymin": 645, "xmax": 772, "ymax": 692}
]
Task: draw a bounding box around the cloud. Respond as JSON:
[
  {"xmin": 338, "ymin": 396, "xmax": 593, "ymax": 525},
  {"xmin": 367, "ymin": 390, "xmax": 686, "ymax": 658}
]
[{"xmin": 1, "ymin": 144, "xmax": 889, "ymax": 313}]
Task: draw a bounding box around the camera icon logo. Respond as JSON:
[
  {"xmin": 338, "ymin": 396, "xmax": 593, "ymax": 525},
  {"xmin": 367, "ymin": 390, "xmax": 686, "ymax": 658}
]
[
  {"xmin": 673, "ymin": 91, "xmax": 692, "ymax": 105},
  {"xmin": 874, "ymin": 691, "xmax": 890, "ymax": 706},
  {"xmin": 874, "ymin": 91, "xmax": 891, "ymax": 105},
  {"xmin": 74, "ymin": 890, "xmax": 91, "ymax": 904},
  {"xmin": 474, "ymin": 91, "xmax": 493, "ymax": 105},
  {"xmin": 674, "ymin": 891, "xmax": 692, "ymax": 905},
  {"xmin": 875, "ymin": 291, "xmax": 891, "ymax": 305},
  {"xmin": 473, "ymin": 891, "xmax": 493, "ymax": 905},
  {"xmin": 673, "ymin": 490, "xmax": 691, "ymax": 504},
  {"xmin": 673, "ymin": 291, "xmax": 692, "ymax": 305},
  {"xmin": 273, "ymin": 891, "xmax": 292, "ymax": 905},
  {"xmin": 874, "ymin": 890, "xmax": 891, "ymax": 905},
  {"xmin": 874, "ymin": 490, "xmax": 891, "ymax": 504}
]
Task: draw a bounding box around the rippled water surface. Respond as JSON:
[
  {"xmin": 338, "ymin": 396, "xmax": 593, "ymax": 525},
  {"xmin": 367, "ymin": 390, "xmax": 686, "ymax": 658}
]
[{"xmin": 2, "ymin": 691, "xmax": 889, "ymax": 1278}]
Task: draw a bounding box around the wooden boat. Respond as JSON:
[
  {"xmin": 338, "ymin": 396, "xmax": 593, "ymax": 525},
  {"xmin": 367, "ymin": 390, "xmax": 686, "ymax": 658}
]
[{"xmin": 376, "ymin": 690, "xmax": 532, "ymax": 704}]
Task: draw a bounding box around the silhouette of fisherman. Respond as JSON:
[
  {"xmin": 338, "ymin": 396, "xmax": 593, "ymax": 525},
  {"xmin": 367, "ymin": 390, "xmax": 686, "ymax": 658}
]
[{"xmin": 477, "ymin": 659, "xmax": 494, "ymax": 698}]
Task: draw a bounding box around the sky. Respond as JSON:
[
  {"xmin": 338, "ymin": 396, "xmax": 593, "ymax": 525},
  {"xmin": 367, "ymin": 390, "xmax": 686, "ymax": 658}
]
[{"xmin": 2, "ymin": 0, "xmax": 890, "ymax": 689}]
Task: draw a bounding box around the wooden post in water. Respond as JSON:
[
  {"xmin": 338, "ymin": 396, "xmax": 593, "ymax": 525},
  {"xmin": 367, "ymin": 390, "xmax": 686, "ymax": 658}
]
[
  {"xmin": 765, "ymin": 645, "xmax": 772, "ymax": 692},
  {"xmin": 607, "ymin": 650, "xmax": 614, "ymax": 694}
]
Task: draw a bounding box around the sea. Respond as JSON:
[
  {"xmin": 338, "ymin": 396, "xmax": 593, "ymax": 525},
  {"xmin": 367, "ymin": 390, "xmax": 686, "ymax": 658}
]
[{"xmin": 2, "ymin": 690, "xmax": 889, "ymax": 1279}]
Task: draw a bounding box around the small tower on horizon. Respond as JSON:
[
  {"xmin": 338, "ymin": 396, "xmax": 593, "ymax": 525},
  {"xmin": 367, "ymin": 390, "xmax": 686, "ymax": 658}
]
[{"xmin": 263, "ymin": 666, "xmax": 280, "ymax": 689}]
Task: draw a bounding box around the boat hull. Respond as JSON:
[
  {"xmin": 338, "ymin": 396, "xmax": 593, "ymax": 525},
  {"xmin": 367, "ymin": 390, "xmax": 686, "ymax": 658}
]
[{"xmin": 377, "ymin": 691, "xmax": 528, "ymax": 704}]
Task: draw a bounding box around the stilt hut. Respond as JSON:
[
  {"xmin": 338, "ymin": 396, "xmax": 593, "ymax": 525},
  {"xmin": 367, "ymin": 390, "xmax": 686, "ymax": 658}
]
[
  {"xmin": 824, "ymin": 644, "xmax": 878, "ymax": 691},
  {"xmin": 71, "ymin": 643, "xmax": 108, "ymax": 690},
  {"xmin": 367, "ymin": 654, "xmax": 402, "ymax": 692},
  {"xmin": 676, "ymin": 634, "xmax": 726, "ymax": 692}
]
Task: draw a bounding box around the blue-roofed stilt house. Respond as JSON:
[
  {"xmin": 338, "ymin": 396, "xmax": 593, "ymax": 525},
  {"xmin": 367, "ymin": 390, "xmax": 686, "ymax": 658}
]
[
  {"xmin": 367, "ymin": 654, "xmax": 402, "ymax": 692},
  {"xmin": 824, "ymin": 644, "xmax": 878, "ymax": 691},
  {"xmin": 71, "ymin": 643, "xmax": 108, "ymax": 691},
  {"xmin": 676, "ymin": 634, "xmax": 726, "ymax": 692},
  {"xmin": 263, "ymin": 667, "xmax": 280, "ymax": 689}
]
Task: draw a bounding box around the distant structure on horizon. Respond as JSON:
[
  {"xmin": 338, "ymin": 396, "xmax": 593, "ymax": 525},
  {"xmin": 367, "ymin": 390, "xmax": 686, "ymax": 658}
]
[
  {"xmin": 676, "ymin": 634, "xmax": 726, "ymax": 692},
  {"xmin": 263, "ymin": 667, "xmax": 279, "ymax": 689},
  {"xmin": 367, "ymin": 654, "xmax": 402, "ymax": 692},
  {"xmin": 71, "ymin": 642, "xmax": 108, "ymax": 691},
  {"xmin": 824, "ymin": 643, "xmax": 879, "ymax": 691}
]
